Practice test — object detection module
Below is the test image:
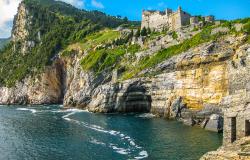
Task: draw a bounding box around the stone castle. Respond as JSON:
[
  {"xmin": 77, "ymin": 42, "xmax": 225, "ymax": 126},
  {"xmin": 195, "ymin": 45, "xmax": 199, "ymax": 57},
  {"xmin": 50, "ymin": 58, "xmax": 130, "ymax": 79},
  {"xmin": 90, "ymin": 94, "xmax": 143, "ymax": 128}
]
[{"xmin": 141, "ymin": 6, "xmax": 215, "ymax": 31}]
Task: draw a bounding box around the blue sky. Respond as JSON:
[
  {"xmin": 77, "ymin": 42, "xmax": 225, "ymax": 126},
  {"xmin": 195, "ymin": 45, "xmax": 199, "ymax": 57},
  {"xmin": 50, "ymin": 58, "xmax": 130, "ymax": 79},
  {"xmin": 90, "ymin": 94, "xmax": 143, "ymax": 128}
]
[
  {"xmin": 86, "ymin": 0, "xmax": 250, "ymax": 21},
  {"xmin": 0, "ymin": 0, "xmax": 250, "ymax": 38}
]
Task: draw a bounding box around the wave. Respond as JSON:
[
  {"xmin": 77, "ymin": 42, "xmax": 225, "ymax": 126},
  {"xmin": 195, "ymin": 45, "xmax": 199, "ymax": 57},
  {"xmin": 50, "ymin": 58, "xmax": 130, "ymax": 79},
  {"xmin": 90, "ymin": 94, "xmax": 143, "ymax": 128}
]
[
  {"xmin": 90, "ymin": 138, "xmax": 106, "ymax": 146},
  {"xmin": 16, "ymin": 108, "xmax": 37, "ymax": 114},
  {"xmin": 54, "ymin": 108, "xmax": 89, "ymax": 113},
  {"xmin": 109, "ymin": 143, "xmax": 130, "ymax": 155},
  {"xmin": 135, "ymin": 151, "xmax": 149, "ymax": 159},
  {"xmin": 137, "ymin": 113, "xmax": 156, "ymax": 118},
  {"xmin": 62, "ymin": 110, "xmax": 148, "ymax": 159}
]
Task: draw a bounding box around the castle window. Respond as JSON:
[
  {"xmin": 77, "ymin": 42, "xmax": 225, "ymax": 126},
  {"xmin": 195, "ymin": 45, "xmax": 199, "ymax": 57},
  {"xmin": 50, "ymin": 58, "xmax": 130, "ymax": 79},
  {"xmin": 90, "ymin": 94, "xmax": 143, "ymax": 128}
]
[
  {"xmin": 231, "ymin": 117, "xmax": 237, "ymax": 143},
  {"xmin": 245, "ymin": 120, "xmax": 250, "ymax": 136}
]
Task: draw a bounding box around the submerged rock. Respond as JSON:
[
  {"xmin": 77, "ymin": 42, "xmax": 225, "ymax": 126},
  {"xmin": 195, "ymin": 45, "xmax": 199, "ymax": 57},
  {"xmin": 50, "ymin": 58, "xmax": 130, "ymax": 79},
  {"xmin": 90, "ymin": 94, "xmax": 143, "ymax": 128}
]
[{"xmin": 183, "ymin": 118, "xmax": 196, "ymax": 126}]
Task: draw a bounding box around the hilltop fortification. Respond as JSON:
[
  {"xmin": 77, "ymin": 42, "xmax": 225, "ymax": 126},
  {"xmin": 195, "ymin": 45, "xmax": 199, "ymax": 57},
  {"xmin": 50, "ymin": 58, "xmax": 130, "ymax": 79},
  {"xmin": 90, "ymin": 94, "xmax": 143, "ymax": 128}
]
[{"xmin": 141, "ymin": 6, "xmax": 215, "ymax": 31}]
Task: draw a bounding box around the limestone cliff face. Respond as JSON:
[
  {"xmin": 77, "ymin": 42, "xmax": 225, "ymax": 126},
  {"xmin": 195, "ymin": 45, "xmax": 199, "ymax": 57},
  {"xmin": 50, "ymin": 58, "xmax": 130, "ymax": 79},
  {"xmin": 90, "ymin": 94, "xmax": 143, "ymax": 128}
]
[
  {"xmin": 11, "ymin": 2, "xmax": 36, "ymax": 54},
  {"xmin": 60, "ymin": 34, "xmax": 248, "ymax": 118},
  {"xmin": 200, "ymin": 42, "xmax": 250, "ymax": 160},
  {"xmin": 12, "ymin": 2, "xmax": 29, "ymax": 42},
  {"xmin": 0, "ymin": 60, "xmax": 64, "ymax": 105}
]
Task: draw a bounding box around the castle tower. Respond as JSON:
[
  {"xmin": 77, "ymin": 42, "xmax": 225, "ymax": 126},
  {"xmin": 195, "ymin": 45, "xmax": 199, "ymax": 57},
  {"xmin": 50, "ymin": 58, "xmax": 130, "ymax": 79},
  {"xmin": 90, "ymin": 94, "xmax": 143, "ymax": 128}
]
[
  {"xmin": 165, "ymin": 8, "xmax": 173, "ymax": 16},
  {"xmin": 205, "ymin": 15, "xmax": 215, "ymax": 23},
  {"xmin": 178, "ymin": 6, "xmax": 182, "ymax": 12}
]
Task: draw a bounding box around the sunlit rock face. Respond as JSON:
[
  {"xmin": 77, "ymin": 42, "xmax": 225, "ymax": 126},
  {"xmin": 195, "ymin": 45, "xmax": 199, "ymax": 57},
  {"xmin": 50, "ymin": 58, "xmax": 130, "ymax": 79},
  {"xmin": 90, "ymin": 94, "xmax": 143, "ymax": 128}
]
[
  {"xmin": 0, "ymin": 60, "xmax": 64, "ymax": 105},
  {"xmin": 0, "ymin": 33, "xmax": 247, "ymax": 117},
  {"xmin": 61, "ymin": 35, "xmax": 248, "ymax": 117},
  {"xmin": 12, "ymin": 2, "xmax": 29, "ymax": 42}
]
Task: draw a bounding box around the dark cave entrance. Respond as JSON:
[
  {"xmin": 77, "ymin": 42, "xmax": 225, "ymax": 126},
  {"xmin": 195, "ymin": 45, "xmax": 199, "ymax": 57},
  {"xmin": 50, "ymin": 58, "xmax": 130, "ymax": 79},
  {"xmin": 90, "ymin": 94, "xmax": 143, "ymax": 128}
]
[
  {"xmin": 231, "ymin": 117, "xmax": 237, "ymax": 143},
  {"xmin": 245, "ymin": 120, "xmax": 250, "ymax": 137},
  {"xmin": 120, "ymin": 82, "xmax": 152, "ymax": 113}
]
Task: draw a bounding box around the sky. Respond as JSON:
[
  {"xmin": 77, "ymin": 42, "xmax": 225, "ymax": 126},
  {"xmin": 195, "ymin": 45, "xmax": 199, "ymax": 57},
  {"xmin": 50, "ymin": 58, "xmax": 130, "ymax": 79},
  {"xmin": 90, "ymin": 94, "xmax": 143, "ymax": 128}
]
[{"xmin": 0, "ymin": 0, "xmax": 250, "ymax": 38}]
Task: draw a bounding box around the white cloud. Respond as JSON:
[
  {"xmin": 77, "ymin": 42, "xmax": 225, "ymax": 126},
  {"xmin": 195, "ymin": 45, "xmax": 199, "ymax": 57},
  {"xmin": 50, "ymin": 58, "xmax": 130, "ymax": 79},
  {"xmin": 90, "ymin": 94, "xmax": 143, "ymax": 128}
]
[
  {"xmin": 58, "ymin": 0, "xmax": 85, "ymax": 8},
  {"xmin": 0, "ymin": 0, "xmax": 86, "ymax": 38},
  {"xmin": 91, "ymin": 0, "xmax": 104, "ymax": 9},
  {"xmin": 0, "ymin": 0, "xmax": 22, "ymax": 38}
]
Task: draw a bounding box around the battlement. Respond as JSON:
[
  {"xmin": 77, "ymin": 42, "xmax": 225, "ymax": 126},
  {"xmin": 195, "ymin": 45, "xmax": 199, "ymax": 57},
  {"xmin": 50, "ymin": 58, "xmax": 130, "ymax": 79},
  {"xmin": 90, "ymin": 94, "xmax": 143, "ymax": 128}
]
[
  {"xmin": 141, "ymin": 6, "xmax": 215, "ymax": 31},
  {"xmin": 142, "ymin": 10, "xmax": 166, "ymax": 16}
]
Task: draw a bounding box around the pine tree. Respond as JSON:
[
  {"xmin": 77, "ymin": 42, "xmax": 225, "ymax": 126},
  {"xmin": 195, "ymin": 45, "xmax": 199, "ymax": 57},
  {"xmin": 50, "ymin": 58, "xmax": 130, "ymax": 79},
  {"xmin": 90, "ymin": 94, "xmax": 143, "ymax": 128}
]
[
  {"xmin": 140, "ymin": 27, "xmax": 147, "ymax": 36},
  {"xmin": 135, "ymin": 29, "xmax": 141, "ymax": 37}
]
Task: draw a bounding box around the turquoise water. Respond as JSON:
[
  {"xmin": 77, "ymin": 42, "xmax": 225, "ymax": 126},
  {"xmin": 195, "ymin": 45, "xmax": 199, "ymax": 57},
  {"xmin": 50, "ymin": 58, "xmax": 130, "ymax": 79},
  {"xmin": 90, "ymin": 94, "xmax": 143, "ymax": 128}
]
[{"xmin": 0, "ymin": 105, "xmax": 222, "ymax": 160}]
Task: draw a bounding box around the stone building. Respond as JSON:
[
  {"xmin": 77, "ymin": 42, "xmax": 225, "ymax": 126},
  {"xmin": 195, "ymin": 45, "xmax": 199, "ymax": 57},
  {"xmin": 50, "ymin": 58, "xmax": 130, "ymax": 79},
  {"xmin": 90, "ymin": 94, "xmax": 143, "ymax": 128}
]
[
  {"xmin": 141, "ymin": 6, "xmax": 215, "ymax": 31},
  {"xmin": 205, "ymin": 15, "xmax": 215, "ymax": 23}
]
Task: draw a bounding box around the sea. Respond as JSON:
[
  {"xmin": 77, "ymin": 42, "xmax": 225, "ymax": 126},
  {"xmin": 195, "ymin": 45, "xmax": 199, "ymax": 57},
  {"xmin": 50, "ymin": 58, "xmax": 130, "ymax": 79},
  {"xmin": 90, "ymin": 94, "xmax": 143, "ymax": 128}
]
[{"xmin": 0, "ymin": 105, "xmax": 222, "ymax": 160}]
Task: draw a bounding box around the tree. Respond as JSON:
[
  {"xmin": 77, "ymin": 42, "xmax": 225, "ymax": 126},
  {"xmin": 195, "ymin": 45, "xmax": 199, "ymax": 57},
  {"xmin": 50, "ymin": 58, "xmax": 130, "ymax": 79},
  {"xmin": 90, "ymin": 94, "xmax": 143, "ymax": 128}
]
[
  {"xmin": 123, "ymin": 17, "xmax": 128, "ymax": 23},
  {"xmin": 129, "ymin": 29, "xmax": 134, "ymax": 39},
  {"xmin": 140, "ymin": 27, "xmax": 147, "ymax": 36},
  {"xmin": 135, "ymin": 29, "xmax": 141, "ymax": 38}
]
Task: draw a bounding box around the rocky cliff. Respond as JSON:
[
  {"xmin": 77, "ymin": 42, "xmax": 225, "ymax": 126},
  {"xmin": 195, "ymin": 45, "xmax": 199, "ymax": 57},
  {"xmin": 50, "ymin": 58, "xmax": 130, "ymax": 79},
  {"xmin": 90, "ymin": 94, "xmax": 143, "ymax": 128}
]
[
  {"xmin": 61, "ymin": 34, "xmax": 248, "ymax": 117},
  {"xmin": 0, "ymin": 0, "xmax": 249, "ymax": 118},
  {"xmin": 0, "ymin": 60, "xmax": 64, "ymax": 104},
  {"xmin": 0, "ymin": 1, "xmax": 250, "ymax": 159}
]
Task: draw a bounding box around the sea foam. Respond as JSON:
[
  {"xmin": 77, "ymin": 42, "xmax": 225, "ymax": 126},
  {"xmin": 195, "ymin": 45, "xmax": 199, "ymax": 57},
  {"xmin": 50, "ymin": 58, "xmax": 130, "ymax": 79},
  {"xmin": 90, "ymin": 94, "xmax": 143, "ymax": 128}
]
[
  {"xmin": 17, "ymin": 108, "xmax": 37, "ymax": 114},
  {"xmin": 62, "ymin": 109, "xmax": 149, "ymax": 159}
]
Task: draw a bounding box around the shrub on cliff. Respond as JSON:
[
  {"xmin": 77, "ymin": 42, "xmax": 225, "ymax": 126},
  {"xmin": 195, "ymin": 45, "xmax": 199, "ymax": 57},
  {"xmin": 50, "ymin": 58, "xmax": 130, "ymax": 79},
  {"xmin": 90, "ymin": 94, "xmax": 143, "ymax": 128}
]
[{"xmin": 141, "ymin": 27, "xmax": 147, "ymax": 36}]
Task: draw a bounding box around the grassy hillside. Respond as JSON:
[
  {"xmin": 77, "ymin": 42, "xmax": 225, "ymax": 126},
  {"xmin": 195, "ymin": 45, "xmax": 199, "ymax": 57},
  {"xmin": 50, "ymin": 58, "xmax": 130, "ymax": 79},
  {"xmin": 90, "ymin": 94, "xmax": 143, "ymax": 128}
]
[{"xmin": 78, "ymin": 18, "xmax": 250, "ymax": 80}]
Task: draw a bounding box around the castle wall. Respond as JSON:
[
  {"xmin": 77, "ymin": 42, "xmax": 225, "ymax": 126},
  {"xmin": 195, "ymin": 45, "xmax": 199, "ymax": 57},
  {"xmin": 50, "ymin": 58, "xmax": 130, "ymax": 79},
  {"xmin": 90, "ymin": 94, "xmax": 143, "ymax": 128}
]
[
  {"xmin": 141, "ymin": 7, "xmax": 193, "ymax": 31},
  {"xmin": 205, "ymin": 16, "xmax": 215, "ymax": 23},
  {"xmin": 141, "ymin": 12, "xmax": 169, "ymax": 31},
  {"xmin": 169, "ymin": 12, "xmax": 182, "ymax": 30},
  {"xmin": 180, "ymin": 11, "xmax": 191, "ymax": 26}
]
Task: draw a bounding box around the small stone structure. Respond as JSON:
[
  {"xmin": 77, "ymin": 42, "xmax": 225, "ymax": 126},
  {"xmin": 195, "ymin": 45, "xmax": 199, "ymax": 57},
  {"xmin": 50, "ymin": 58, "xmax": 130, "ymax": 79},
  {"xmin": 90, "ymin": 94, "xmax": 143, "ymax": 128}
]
[
  {"xmin": 141, "ymin": 6, "xmax": 215, "ymax": 31},
  {"xmin": 223, "ymin": 106, "xmax": 250, "ymax": 145},
  {"xmin": 205, "ymin": 15, "xmax": 215, "ymax": 23}
]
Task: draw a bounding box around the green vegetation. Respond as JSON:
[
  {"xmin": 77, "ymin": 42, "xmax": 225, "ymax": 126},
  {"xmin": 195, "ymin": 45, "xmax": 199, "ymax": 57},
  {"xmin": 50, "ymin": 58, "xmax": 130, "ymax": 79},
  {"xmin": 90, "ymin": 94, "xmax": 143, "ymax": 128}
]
[
  {"xmin": 84, "ymin": 30, "xmax": 120, "ymax": 48},
  {"xmin": 0, "ymin": 0, "xmax": 134, "ymax": 87},
  {"xmin": 135, "ymin": 29, "xmax": 141, "ymax": 38},
  {"xmin": 0, "ymin": 38, "xmax": 10, "ymax": 49},
  {"xmin": 121, "ymin": 26, "xmax": 227, "ymax": 80},
  {"xmin": 81, "ymin": 47, "xmax": 126, "ymax": 74},
  {"xmin": 243, "ymin": 20, "xmax": 250, "ymax": 43},
  {"xmin": 80, "ymin": 44, "xmax": 141, "ymax": 74},
  {"xmin": 171, "ymin": 31, "xmax": 178, "ymax": 39},
  {"xmin": 140, "ymin": 27, "xmax": 147, "ymax": 37}
]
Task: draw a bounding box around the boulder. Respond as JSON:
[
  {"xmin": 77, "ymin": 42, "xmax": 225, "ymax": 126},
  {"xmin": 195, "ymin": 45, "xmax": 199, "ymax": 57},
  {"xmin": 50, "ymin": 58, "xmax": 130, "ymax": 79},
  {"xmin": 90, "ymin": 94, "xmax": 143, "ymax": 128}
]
[
  {"xmin": 211, "ymin": 27, "xmax": 230, "ymax": 35},
  {"xmin": 183, "ymin": 118, "xmax": 196, "ymax": 126},
  {"xmin": 205, "ymin": 114, "xmax": 223, "ymax": 132}
]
